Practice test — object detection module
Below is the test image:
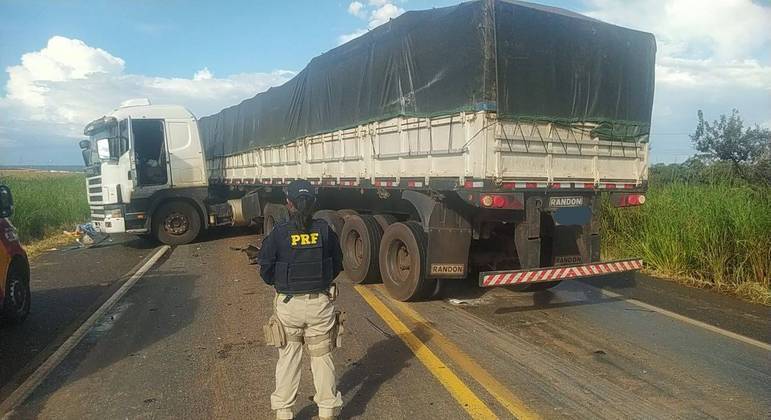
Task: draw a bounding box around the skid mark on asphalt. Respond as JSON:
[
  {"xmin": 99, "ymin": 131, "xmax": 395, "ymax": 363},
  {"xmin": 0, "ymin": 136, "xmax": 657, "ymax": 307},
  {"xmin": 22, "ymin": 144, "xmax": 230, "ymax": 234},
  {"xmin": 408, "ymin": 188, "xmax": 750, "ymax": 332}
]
[
  {"xmin": 371, "ymin": 285, "xmax": 540, "ymax": 420},
  {"xmin": 353, "ymin": 285, "xmax": 497, "ymax": 419}
]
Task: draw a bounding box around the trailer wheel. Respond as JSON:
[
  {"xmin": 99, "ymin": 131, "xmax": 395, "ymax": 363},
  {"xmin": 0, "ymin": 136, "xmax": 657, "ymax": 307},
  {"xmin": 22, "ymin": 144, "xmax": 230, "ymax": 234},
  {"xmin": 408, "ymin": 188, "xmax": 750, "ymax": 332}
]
[
  {"xmin": 263, "ymin": 203, "xmax": 289, "ymax": 235},
  {"xmin": 373, "ymin": 214, "xmax": 397, "ymax": 232},
  {"xmin": 341, "ymin": 215, "xmax": 383, "ymax": 284},
  {"xmin": 1, "ymin": 261, "xmax": 31, "ymax": 324},
  {"xmin": 313, "ymin": 210, "xmax": 345, "ymax": 234},
  {"xmin": 379, "ymin": 221, "xmax": 436, "ymax": 301},
  {"xmin": 154, "ymin": 201, "xmax": 201, "ymax": 245},
  {"xmin": 337, "ymin": 209, "xmax": 358, "ymax": 219}
]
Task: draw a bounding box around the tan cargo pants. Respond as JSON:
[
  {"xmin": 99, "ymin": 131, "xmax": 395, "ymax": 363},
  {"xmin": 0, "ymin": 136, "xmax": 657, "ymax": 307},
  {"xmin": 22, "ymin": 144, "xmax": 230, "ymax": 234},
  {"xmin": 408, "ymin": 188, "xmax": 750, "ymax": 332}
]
[{"xmin": 271, "ymin": 292, "xmax": 343, "ymax": 419}]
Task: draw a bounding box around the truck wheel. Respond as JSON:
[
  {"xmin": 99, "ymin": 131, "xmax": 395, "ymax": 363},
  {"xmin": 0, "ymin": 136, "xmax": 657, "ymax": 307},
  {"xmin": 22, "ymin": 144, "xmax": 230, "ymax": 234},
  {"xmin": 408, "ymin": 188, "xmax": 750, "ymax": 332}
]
[
  {"xmin": 313, "ymin": 210, "xmax": 345, "ymax": 234},
  {"xmin": 2, "ymin": 262, "xmax": 31, "ymax": 324},
  {"xmin": 263, "ymin": 203, "xmax": 289, "ymax": 235},
  {"xmin": 341, "ymin": 215, "xmax": 383, "ymax": 284},
  {"xmin": 337, "ymin": 209, "xmax": 358, "ymax": 219},
  {"xmin": 373, "ymin": 214, "xmax": 397, "ymax": 232},
  {"xmin": 153, "ymin": 201, "xmax": 201, "ymax": 245},
  {"xmin": 379, "ymin": 221, "xmax": 436, "ymax": 301}
]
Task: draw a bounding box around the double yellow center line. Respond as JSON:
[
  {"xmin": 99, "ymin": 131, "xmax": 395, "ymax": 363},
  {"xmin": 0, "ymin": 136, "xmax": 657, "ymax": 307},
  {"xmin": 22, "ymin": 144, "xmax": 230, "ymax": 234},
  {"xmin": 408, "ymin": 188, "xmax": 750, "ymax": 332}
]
[{"xmin": 353, "ymin": 285, "xmax": 539, "ymax": 420}]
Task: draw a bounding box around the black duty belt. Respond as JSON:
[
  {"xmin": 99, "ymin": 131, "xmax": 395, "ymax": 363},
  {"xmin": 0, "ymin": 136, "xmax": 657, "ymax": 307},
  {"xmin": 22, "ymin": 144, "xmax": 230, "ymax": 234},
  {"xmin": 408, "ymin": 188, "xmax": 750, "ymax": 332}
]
[{"xmin": 281, "ymin": 292, "xmax": 322, "ymax": 303}]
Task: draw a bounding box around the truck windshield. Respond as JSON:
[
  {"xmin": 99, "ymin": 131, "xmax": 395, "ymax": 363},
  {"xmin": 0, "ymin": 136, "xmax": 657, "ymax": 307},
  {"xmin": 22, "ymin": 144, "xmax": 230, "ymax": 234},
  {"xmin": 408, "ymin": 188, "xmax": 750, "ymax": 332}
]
[{"xmin": 88, "ymin": 120, "xmax": 129, "ymax": 162}]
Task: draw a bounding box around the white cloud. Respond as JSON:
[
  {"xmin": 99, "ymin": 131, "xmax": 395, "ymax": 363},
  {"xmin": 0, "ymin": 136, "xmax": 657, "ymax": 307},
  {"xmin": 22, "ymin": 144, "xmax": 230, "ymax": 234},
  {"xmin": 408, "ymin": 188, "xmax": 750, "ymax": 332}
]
[
  {"xmin": 656, "ymin": 57, "xmax": 771, "ymax": 89},
  {"xmin": 0, "ymin": 36, "xmax": 294, "ymax": 164},
  {"xmin": 584, "ymin": 0, "xmax": 771, "ymax": 88},
  {"xmin": 347, "ymin": 1, "xmax": 366, "ymax": 18},
  {"xmin": 585, "ymin": 0, "xmax": 771, "ymax": 61},
  {"xmin": 193, "ymin": 67, "xmax": 213, "ymax": 81},
  {"xmin": 583, "ymin": 0, "xmax": 771, "ymax": 162},
  {"xmin": 368, "ymin": 2, "xmax": 404, "ymax": 29},
  {"xmin": 339, "ymin": 0, "xmax": 405, "ymax": 44}
]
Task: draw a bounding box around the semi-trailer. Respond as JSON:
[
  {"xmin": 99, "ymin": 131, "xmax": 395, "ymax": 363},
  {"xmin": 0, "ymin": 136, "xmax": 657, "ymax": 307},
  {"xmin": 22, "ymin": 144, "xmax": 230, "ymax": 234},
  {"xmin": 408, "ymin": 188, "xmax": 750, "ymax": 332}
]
[{"xmin": 77, "ymin": 0, "xmax": 655, "ymax": 301}]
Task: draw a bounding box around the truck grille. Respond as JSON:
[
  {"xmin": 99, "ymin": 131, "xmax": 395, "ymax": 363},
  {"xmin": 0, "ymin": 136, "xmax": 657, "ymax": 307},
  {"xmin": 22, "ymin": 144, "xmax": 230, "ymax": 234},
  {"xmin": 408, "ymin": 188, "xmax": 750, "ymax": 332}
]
[{"xmin": 86, "ymin": 175, "xmax": 104, "ymax": 219}]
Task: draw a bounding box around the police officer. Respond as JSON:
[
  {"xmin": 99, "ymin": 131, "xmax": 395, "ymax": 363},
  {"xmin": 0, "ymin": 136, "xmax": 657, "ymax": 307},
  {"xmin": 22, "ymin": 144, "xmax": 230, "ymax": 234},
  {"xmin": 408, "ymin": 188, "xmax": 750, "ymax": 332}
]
[{"xmin": 258, "ymin": 179, "xmax": 344, "ymax": 420}]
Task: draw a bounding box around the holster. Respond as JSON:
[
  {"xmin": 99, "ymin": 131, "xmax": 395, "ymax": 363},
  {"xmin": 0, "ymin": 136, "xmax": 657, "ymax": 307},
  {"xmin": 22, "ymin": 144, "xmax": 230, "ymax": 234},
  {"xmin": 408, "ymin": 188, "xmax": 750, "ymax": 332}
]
[
  {"xmin": 263, "ymin": 314, "xmax": 287, "ymax": 348},
  {"xmin": 327, "ymin": 283, "xmax": 339, "ymax": 302},
  {"xmin": 331, "ymin": 310, "xmax": 346, "ymax": 349}
]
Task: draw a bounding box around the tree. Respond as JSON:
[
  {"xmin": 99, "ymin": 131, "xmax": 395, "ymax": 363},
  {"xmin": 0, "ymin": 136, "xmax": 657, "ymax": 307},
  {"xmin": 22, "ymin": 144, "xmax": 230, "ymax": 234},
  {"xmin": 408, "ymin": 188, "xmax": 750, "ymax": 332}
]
[{"xmin": 690, "ymin": 109, "xmax": 770, "ymax": 184}]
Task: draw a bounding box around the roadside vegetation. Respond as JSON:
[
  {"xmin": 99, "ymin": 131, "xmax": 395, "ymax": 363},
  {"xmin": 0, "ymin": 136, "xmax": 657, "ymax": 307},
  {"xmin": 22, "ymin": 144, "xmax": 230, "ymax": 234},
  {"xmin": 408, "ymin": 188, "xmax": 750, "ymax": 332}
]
[
  {"xmin": 0, "ymin": 170, "xmax": 89, "ymax": 248},
  {"xmin": 601, "ymin": 110, "xmax": 771, "ymax": 304}
]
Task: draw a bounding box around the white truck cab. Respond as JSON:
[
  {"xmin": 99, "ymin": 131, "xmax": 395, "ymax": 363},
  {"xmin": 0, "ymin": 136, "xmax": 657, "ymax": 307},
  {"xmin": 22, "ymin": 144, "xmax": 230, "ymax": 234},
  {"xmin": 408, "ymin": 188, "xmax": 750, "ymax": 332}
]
[{"xmin": 80, "ymin": 99, "xmax": 211, "ymax": 243}]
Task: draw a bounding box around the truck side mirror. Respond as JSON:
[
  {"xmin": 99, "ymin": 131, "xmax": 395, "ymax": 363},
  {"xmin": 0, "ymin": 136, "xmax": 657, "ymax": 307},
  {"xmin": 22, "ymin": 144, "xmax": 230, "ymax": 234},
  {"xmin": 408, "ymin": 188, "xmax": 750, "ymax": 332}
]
[
  {"xmin": 0, "ymin": 185, "xmax": 13, "ymax": 218},
  {"xmin": 79, "ymin": 139, "xmax": 91, "ymax": 150}
]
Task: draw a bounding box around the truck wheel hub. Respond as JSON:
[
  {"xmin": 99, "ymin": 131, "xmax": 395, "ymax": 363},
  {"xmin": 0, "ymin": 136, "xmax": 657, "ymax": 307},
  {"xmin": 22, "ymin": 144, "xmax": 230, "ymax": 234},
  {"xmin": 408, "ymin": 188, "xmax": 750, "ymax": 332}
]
[
  {"xmin": 396, "ymin": 243, "xmax": 411, "ymax": 277},
  {"xmin": 164, "ymin": 212, "xmax": 189, "ymax": 235}
]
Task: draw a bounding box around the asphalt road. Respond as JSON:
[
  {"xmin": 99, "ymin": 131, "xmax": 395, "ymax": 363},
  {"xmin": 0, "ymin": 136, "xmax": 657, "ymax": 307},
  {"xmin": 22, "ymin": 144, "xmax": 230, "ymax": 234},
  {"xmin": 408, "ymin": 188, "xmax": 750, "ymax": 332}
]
[
  {"xmin": 0, "ymin": 234, "xmax": 155, "ymax": 399},
  {"xmin": 1, "ymin": 230, "xmax": 769, "ymax": 419}
]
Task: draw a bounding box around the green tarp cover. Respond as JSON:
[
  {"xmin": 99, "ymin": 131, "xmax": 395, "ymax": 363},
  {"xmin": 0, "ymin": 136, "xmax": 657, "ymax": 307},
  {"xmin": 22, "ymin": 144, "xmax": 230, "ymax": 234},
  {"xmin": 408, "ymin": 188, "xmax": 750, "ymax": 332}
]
[{"xmin": 199, "ymin": 0, "xmax": 655, "ymax": 157}]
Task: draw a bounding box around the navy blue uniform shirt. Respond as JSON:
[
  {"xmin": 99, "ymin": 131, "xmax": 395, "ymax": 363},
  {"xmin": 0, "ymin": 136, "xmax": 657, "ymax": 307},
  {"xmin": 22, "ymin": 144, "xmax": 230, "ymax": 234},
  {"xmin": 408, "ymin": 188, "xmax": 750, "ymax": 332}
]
[{"xmin": 258, "ymin": 218, "xmax": 343, "ymax": 289}]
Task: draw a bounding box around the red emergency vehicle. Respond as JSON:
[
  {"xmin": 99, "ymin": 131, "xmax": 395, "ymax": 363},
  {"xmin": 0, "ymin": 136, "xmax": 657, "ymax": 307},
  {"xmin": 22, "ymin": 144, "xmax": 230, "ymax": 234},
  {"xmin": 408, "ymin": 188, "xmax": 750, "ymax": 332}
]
[{"xmin": 0, "ymin": 185, "xmax": 30, "ymax": 323}]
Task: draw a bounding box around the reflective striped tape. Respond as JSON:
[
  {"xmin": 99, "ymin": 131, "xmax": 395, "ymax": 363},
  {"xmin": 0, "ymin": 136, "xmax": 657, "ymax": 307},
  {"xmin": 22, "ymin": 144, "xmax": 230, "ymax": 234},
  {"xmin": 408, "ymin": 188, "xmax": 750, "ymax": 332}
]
[
  {"xmin": 599, "ymin": 183, "xmax": 636, "ymax": 189},
  {"xmin": 464, "ymin": 180, "xmax": 485, "ymax": 189},
  {"xmin": 374, "ymin": 180, "xmax": 397, "ymax": 187},
  {"xmin": 480, "ymin": 259, "xmax": 643, "ymax": 287}
]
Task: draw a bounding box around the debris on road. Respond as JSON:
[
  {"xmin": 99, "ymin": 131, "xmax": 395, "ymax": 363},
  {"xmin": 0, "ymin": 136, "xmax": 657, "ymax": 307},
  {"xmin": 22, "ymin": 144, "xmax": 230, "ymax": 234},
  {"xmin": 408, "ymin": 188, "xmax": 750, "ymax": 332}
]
[
  {"xmin": 447, "ymin": 296, "xmax": 494, "ymax": 306},
  {"xmin": 63, "ymin": 223, "xmax": 110, "ymax": 248},
  {"xmin": 230, "ymin": 244, "xmax": 260, "ymax": 264}
]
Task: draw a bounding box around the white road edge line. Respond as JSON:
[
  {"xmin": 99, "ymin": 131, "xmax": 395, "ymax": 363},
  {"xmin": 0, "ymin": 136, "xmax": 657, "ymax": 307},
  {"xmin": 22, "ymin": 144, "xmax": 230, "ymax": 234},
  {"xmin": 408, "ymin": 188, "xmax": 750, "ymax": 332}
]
[
  {"xmin": 600, "ymin": 288, "xmax": 771, "ymax": 352},
  {"xmin": 0, "ymin": 245, "xmax": 170, "ymax": 417}
]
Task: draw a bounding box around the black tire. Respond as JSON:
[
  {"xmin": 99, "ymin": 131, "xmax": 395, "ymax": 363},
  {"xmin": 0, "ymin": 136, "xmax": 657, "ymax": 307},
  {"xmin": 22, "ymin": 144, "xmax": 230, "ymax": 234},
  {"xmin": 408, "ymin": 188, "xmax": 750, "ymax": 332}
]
[
  {"xmin": 263, "ymin": 203, "xmax": 289, "ymax": 235},
  {"xmin": 373, "ymin": 214, "xmax": 397, "ymax": 232},
  {"xmin": 153, "ymin": 201, "xmax": 201, "ymax": 245},
  {"xmin": 337, "ymin": 209, "xmax": 359, "ymax": 219},
  {"xmin": 313, "ymin": 210, "xmax": 345, "ymax": 234},
  {"xmin": 2, "ymin": 261, "xmax": 31, "ymax": 324},
  {"xmin": 341, "ymin": 215, "xmax": 383, "ymax": 284},
  {"xmin": 379, "ymin": 221, "xmax": 436, "ymax": 301}
]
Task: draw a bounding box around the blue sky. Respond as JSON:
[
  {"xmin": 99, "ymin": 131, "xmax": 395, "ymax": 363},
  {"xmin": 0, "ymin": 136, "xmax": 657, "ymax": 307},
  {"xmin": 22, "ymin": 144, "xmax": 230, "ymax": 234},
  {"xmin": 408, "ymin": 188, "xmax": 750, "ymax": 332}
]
[{"xmin": 1, "ymin": 0, "xmax": 769, "ymax": 165}]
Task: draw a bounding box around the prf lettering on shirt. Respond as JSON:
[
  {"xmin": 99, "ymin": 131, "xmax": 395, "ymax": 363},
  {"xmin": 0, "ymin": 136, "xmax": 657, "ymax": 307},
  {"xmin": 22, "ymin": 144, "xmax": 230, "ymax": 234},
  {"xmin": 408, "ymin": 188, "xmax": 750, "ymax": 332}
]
[{"xmin": 290, "ymin": 232, "xmax": 320, "ymax": 247}]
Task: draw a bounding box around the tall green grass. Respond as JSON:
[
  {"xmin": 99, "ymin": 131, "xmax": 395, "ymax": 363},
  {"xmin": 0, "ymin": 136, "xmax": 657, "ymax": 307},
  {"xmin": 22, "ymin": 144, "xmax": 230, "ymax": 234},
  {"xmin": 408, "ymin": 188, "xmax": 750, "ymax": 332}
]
[
  {"xmin": 601, "ymin": 184, "xmax": 771, "ymax": 302},
  {"xmin": 0, "ymin": 171, "xmax": 90, "ymax": 243}
]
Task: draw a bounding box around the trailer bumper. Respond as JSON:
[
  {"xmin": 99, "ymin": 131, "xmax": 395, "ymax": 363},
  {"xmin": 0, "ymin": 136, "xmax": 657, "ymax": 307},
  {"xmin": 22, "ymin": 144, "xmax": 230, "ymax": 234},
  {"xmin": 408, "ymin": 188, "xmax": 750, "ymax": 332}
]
[{"xmin": 479, "ymin": 258, "xmax": 643, "ymax": 287}]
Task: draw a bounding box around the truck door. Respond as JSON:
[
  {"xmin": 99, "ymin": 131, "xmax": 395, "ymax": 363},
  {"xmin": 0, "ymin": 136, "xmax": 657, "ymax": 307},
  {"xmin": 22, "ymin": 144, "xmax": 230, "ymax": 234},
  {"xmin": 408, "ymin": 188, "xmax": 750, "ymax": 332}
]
[
  {"xmin": 132, "ymin": 119, "xmax": 169, "ymax": 188},
  {"xmin": 166, "ymin": 119, "xmax": 206, "ymax": 187}
]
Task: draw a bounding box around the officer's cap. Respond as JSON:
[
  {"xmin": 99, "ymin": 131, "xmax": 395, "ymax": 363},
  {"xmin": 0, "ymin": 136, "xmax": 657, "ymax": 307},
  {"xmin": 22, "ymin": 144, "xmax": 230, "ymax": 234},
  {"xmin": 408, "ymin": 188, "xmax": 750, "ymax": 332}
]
[{"xmin": 286, "ymin": 179, "xmax": 316, "ymax": 202}]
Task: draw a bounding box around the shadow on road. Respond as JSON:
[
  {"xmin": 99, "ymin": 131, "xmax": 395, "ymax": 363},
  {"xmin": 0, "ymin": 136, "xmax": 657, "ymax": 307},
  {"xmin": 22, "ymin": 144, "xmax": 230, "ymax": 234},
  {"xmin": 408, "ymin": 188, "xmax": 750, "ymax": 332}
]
[
  {"xmin": 493, "ymin": 290, "xmax": 625, "ymax": 314},
  {"xmin": 296, "ymin": 331, "xmax": 413, "ymax": 419}
]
